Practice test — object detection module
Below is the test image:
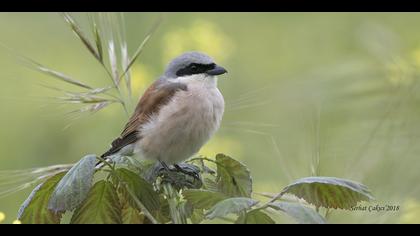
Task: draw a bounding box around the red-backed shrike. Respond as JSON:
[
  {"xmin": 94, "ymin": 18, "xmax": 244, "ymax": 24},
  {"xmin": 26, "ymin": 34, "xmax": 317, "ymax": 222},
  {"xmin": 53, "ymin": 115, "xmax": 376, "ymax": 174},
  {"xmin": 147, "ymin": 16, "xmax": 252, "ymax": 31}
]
[{"xmin": 101, "ymin": 52, "xmax": 227, "ymax": 171}]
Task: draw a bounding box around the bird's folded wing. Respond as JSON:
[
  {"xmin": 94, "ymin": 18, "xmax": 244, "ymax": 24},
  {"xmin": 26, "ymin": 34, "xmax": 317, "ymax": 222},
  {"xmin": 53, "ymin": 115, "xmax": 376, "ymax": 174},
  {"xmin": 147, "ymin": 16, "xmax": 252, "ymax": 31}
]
[{"xmin": 101, "ymin": 79, "xmax": 188, "ymax": 157}]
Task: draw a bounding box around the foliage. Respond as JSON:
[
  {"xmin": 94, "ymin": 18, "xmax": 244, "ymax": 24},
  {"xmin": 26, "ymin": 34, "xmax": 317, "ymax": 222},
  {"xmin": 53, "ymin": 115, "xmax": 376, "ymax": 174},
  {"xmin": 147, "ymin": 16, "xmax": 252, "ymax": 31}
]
[
  {"xmin": 48, "ymin": 155, "xmax": 97, "ymax": 212},
  {"xmin": 280, "ymin": 177, "xmax": 374, "ymax": 210},
  {"xmin": 17, "ymin": 153, "xmax": 374, "ymax": 224},
  {"xmin": 17, "ymin": 172, "xmax": 66, "ymax": 224}
]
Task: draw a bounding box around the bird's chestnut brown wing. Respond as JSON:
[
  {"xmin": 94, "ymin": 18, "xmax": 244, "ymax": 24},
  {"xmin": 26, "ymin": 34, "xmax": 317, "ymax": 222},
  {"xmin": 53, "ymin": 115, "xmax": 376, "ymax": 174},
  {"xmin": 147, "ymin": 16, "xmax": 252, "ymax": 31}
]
[{"xmin": 101, "ymin": 80, "xmax": 187, "ymax": 157}]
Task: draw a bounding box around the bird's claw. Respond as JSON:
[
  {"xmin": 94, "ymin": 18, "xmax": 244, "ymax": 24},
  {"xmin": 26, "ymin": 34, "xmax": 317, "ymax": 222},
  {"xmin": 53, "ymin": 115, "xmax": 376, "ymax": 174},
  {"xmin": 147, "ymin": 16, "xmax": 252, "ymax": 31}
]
[{"xmin": 174, "ymin": 164, "xmax": 201, "ymax": 180}]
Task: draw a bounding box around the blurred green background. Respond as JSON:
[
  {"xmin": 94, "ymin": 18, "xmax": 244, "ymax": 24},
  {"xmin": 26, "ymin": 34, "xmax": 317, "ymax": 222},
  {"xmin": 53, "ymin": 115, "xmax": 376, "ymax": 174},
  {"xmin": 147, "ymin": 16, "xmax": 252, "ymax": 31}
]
[{"xmin": 1, "ymin": 12, "xmax": 420, "ymax": 223}]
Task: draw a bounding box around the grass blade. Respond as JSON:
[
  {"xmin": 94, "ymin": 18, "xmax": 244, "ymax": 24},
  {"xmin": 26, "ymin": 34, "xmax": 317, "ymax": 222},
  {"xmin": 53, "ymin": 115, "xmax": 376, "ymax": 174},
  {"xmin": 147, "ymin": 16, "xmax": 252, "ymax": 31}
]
[
  {"xmin": 98, "ymin": 13, "xmax": 120, "ymax": 87},
  {"xmin": 118, "ymin": 13, "xmax": 131, "ymax": 97},
  {"xmin": 0, "ymin": 42, "xmax": 93, "ymax": 90},
  {"xmin": 119, "ymin": 15, "xmax": 162, "ymax": 82},
  {"xmin": 67, "ymin": 101, "xmax": 113, "ymax": 115},
  {"xmin": 88, "ymin": 13, "xmax": 104, "ymax": 63},
  {"xmin": 35, "ymin": 64, "xmax": 93, "ymax": 90},
  {"xmin": 61, "ymin": 12, "xmax": 101, "ymax": 62}
]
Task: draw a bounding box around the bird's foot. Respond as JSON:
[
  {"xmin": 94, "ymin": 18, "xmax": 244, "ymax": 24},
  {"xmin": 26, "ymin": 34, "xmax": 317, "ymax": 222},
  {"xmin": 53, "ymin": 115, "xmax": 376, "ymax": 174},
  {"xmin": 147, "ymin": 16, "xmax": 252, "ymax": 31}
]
[
  {"xmin": 174, "ymin": 164, "xmax": 200, "ymax": 180},
  {"xmin": 150, "ymin": 161, "xmax": 202, "ymax": 189}
]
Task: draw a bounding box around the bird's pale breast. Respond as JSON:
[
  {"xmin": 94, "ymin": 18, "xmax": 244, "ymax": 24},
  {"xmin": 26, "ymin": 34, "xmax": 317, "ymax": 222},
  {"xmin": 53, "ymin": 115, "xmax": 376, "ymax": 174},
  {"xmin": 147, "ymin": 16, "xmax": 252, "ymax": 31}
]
[{"xmin": 137, "ymin": 78, "xmax": 224, "ymax": 164}]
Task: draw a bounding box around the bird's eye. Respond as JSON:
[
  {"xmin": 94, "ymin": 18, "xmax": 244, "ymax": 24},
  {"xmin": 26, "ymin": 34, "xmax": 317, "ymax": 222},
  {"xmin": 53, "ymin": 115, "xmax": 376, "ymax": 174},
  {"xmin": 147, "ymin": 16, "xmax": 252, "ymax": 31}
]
[{"xmin": 190, "ymin": 65, "xmax": 198, "ymax": 71}]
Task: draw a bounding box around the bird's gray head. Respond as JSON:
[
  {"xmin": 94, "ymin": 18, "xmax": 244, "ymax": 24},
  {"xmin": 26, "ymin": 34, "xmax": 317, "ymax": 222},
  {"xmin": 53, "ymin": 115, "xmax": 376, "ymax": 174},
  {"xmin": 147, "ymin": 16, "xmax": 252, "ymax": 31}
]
[{"xmin": 164, "ymin": 51, "xmax": 227, "ymax": 78}]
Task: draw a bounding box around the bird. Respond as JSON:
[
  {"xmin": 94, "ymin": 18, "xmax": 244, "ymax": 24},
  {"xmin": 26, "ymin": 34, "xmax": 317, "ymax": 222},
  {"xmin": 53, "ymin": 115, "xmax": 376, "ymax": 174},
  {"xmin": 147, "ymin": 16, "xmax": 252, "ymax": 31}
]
[{"xmin": 100, "ymin": 51, "xmax": 227, "ymax": 174}]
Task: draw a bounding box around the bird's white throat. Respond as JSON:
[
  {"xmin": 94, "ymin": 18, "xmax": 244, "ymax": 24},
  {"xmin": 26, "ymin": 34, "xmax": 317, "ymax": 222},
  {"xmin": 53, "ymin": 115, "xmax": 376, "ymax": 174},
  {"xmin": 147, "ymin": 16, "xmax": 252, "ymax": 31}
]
[{"xmin": 171, "ymin": 74, "xmax": 218, "ymax": 88}]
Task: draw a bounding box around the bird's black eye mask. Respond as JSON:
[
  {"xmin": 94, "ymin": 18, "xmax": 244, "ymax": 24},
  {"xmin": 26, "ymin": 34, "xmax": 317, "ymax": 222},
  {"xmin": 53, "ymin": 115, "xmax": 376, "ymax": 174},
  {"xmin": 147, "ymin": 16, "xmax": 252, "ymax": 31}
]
[{"xmin": 176, "ymin": 63, "xmax": 216, "ymax": 76}]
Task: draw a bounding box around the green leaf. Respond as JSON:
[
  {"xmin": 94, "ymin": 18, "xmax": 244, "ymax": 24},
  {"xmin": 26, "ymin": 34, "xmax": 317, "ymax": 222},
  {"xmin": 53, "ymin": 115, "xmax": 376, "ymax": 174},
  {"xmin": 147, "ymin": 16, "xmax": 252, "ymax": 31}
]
[
  {"xmin": 122, "ymin": 204, "xmax": 147, "ymax": 224},
  {"xmin": 155, "ymin": 196, "xmax": 171, "ymax": 223},
  {"xmin": 183, "ymin": 189, "xmax": 227, "ymax": 209},
  {"xmin": 205, "ymin": 197, "xmax": 258, "ymax": 220},
  {"xmin": 203, "ymin": 177, "xmax": 219, "ymax": 192},
  {"xmin": 268, "ymin": 202, "xmax": 326, "ymax": 224},
  {"xmin": 235, "ymin": 209, "xmax": 275, "ymax": 224},
  {"xmin": 114, "ymin": 168, "xmax": 160, "ymax": 213},
  {"xmin": 280, "ymin": 176, "xmax": 374, "ymax": 210},
  {"xmin": 215, "ymin": 154, "xmax": 252, "ymax": 197},
  {"xmin": 18, "ymin": 172, "xmax": 66, "ymax": 224},
  {"xmin": 190, "ymin": 209, "xmax": 205, "ymax": 224},
  {"xmin": 70, "ymin": 181, "xmax": 122, "ymax": 224},
  {"xmin": 48, "ymin": 154, "xmax": 97, "ymax": 212},
  {"xmin": 120, "ymin": 192, "xmax": 152, "ymax": 224},
  {"xmin": 113, "ymin": 156, "xmax": 154, "ymax": 174}
]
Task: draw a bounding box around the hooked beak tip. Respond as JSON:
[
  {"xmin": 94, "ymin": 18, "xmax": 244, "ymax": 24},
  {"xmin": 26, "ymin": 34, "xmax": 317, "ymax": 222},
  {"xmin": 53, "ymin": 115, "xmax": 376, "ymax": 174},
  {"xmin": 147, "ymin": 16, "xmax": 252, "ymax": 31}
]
[{"xmin": 206, "ymin": 65, "xmax": 228, "ymax": 76}]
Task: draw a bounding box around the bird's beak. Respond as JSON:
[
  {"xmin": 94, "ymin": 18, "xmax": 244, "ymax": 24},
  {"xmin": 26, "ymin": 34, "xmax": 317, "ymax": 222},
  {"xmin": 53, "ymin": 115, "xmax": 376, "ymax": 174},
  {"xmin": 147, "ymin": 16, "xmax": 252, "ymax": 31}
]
[{"xmin": 206, "ymin": 65, "xmax": 228, "ymax": 76}]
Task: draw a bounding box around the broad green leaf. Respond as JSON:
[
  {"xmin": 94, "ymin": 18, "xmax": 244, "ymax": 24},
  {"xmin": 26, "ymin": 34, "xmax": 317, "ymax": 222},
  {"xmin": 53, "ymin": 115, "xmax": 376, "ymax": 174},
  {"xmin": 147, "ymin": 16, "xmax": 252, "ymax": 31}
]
[
  {"xmin": 18, "ymin": 172, "xmax": 66, "ymax": 224},
  {"xmin": 190, "ymin": 209, "xmax": 205, "ymax": 224},
  {"xmin": 114, "ymin": 168, "xmax": 160, "ymax": 213},
  {"xmin": 235, "ymin": 209, "xmax": 275, "ymax": 224},
  {"xmin": 155, "ymin": 196, "xmax": 171, "ymax": 223},
  {"xmin": 268, "ymin": 202, "xmax": 326, "ymax": 224},
  {"xmin": 112, "ymin": 155, "xmax": 143, "ymax": 173},
  {"xmin": 281, "ymin": 177, "xmax": 374, "ymax": 210},
  {"xmin": 203, "ymin": 177, "xmax": 219, "ymax": 192},
  {"xmin": 48, "ymin": 154, "xmax": 97, "ymax": 212},
  {"xmin": 215, "ymin": 154, "xmax": 252, "ymax": 197},
  {"xmin": 120, "ymin": 192, "xmax": 153, "ymax": 224},
  {"xmin": 183, "ymin": 189, "xmax": 228, "ymax": 209},
  {"xmin": 70, "ymin": 181, "xmax": 122, "ymax": 224},
  {"xmin": 122, "ymin": 204, "xmax": 146, "ymax": 224},
  {"xmin": 206, "ymin": 197, "xmax": 258, "ymax": 220}
]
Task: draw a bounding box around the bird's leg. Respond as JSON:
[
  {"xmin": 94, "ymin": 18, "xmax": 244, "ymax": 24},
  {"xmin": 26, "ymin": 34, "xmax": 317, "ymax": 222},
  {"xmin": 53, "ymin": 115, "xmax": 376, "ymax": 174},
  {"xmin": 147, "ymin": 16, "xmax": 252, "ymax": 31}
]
[
  {"xmin": 159, "ymin": 160, "xmax": 171, "ymax": 172},
  {"xmin": 158, "ymin": 160, "xmax": 179, "ymax": 183},
  {"xmin": 174, "ymin": 164, "xmax": 200, "ymax": 180}
]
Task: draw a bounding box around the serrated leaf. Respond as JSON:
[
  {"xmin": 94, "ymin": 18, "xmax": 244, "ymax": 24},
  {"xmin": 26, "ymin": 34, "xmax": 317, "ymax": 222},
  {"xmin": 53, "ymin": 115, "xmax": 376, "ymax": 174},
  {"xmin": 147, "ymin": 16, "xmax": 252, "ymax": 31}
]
[
  {"xmin": 155, "ymin": 196, "xmax": 171, "ymax": 223},
  {"xmin": 281, "ymin": 177, "xmax": 374, "ymax": 210},
  {"xmin": 48, "ymin": 154, "xmax": 97, "ymax": 212},
  {"xmin": 215, "ymin": 154, "xmax": 252, "ymax": 197},
  {"xmin": 18, "ymin": 172, "xmax": 66, "ymax": 224},
  {"xmin": 113, "ymin": 156, "xmax": 154, "ymax": 175},
  {"xmin": 70, "ymin": 181, "xmax": 122, "ymax": 224},
  {"xmin": 268, "ymin": 202, "xmax": 326, "ymax": 224},
  {"xmin": 235, "ymin": 209, "xmax": 275, "ymax": 224},
  {"xmin": 203, "ymin": 177, "xmax": 219, "ymax": 192},
  {"xmin": 190, "ymin": 209, "xmax": 205, "ymax": 224},
  {"xmin": 205, "ymin": 197, "xmax": 258, "ymax": 220},
  {"xmin": 183, "ymin": 189, "xmax": 227, "ymax": 209},
  {"xmin": 122, "ymin": 204, "xmax": 146, "ymax": 224},
  {"xmin": 114, "ymin": 168, "xmax": 160, "ymax": 213},
  {"xmin": 119, "ymin": 192, "xmax": 150, "ymax": 224}
]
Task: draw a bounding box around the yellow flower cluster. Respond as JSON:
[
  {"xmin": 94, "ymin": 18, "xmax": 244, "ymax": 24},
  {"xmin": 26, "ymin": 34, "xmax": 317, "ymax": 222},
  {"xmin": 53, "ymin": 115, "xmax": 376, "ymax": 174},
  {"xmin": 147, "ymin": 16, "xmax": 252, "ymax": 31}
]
[
  {"xmin": 399, "ymin": 198, "xmax": 420, "ymax": 224},
  {"xmin": 161, "ymin": 20, "xmax": 235, "ymax": 65},
  {"xmin": 12, "ymin": 220, "xmax": 21, "ymax": 224},
  {"xmin": 0, "ymin": 212, "xmax": 21, "ymax": 224},
  {"xmin": 0, "ymin": 212, "xmax": 5, "ymax": 223}
]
